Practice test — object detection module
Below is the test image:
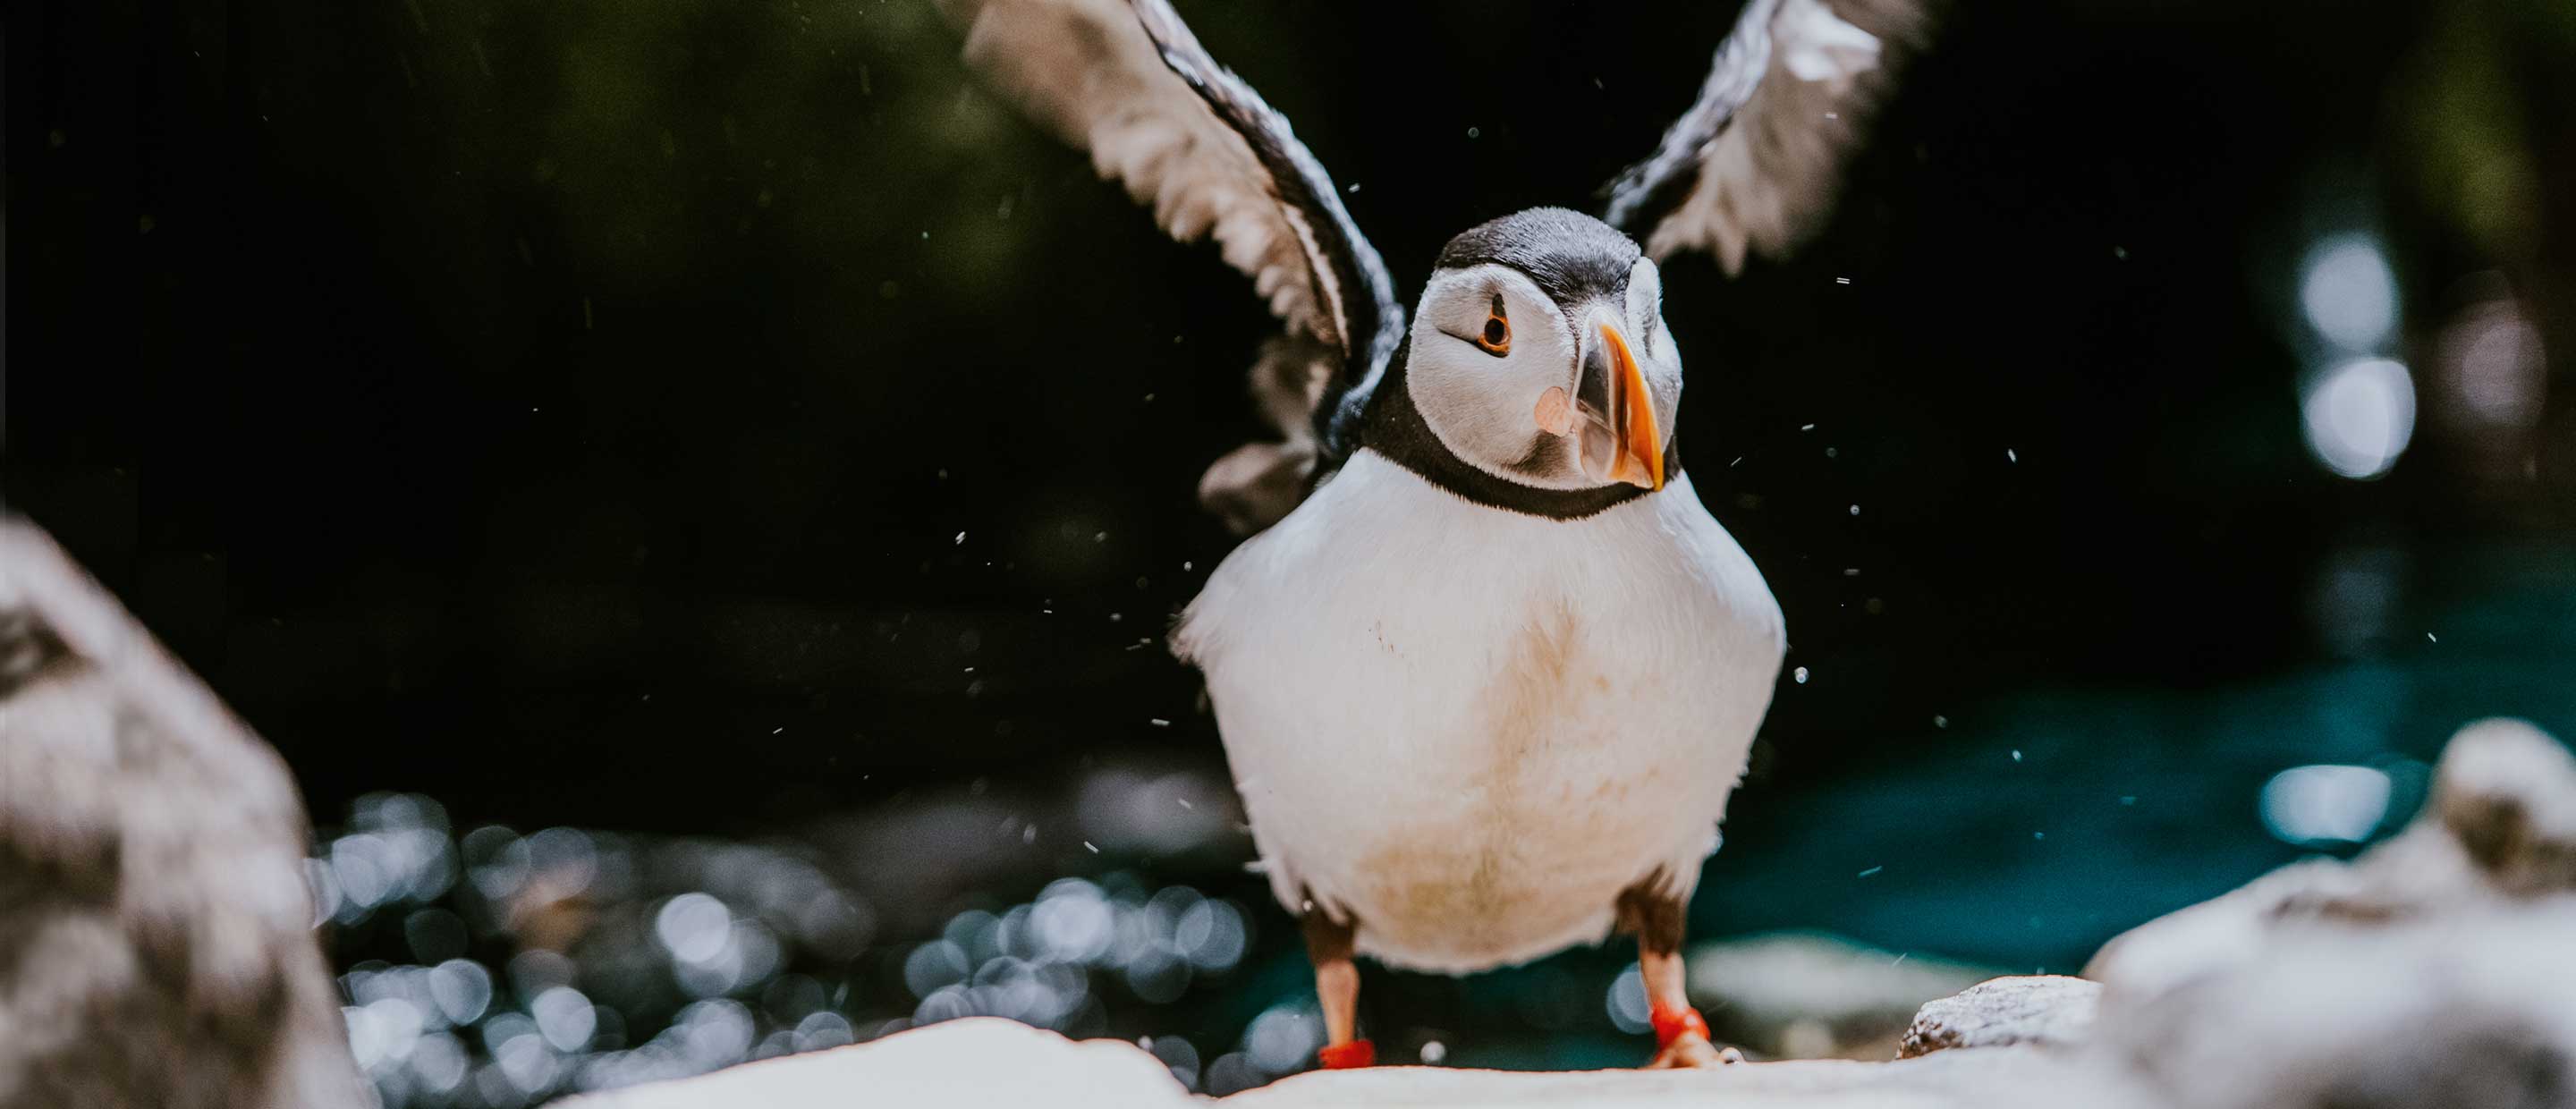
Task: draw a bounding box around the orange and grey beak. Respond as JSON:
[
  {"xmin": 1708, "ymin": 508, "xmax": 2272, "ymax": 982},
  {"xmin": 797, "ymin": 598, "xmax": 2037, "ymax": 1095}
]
[{"xmin": 1575, "ymin": 320, "xmax": 1665, "ymax": 490}]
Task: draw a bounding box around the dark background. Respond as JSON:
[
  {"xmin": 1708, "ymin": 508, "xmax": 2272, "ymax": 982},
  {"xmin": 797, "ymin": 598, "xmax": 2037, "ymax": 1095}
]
[{"xmin": 11, "ymin": 0, "xmax": 2576, "ymax": 1097}]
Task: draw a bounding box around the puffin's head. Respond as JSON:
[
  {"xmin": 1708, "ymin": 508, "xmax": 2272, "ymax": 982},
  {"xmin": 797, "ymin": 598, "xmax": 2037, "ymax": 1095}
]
[{"xmin": 1404, "ymin": 207, "xmax": 1679, "ymax": 492}]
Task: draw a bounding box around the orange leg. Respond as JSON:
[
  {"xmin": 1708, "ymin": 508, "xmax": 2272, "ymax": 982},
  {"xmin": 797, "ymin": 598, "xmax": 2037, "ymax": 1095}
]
[
  {"xmin": 1618, "ymin": 884, "xmax": 1743, "ymax": 1069},
  {"xmin": 1304, "ymin": 908, "xmax": 1374, "ymax": 1069}
]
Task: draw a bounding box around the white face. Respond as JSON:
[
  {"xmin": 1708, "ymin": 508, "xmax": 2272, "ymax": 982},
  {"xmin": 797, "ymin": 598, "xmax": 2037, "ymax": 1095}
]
[{"xmin": 1404, "ymin": 258, "xmax": 1682, "ymax": 490}]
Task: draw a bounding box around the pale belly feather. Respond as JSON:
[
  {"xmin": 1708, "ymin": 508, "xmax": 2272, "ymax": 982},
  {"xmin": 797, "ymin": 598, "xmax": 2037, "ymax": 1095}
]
[{"xmin": 1176, "ymin": 452, "xmax": 1784, "ymax": 973}]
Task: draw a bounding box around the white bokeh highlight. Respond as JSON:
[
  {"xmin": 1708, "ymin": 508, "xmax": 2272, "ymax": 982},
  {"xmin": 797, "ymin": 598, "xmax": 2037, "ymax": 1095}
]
[
  {"xmin": 2302, "ymin": 358, "xmax": 2416, "ymax": 480},
  {"xmin": 2300, "ymin": 235, "xmax": 2399, "ymax": 353},
  {"xmin": 2259, "ymin": 764, "xmax": 2393, "ymax": 845}
]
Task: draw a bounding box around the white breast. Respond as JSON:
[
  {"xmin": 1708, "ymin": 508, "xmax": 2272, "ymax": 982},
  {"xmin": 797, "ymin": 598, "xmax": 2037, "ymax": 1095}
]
[{"xmin": 1174, "ymin": 451, "xmax": 1784, "ymax": 973}]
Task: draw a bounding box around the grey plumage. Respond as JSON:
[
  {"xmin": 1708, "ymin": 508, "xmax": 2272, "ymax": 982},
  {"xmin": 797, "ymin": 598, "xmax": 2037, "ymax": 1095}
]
[
  {"xmin": 1437, "ymin": 208, "xmax": 1645, "ymax": 315},
  {"xmin": 1605, "ymin": 0, "xmax": 1934, "ymax": 271},
  {"xmin": 0, "ymin": 519, "xmax": 366, "ymax": 1109},
  {"xmin": 933, "ymin": 0, "xmax": 1402, "ymax": 535}
]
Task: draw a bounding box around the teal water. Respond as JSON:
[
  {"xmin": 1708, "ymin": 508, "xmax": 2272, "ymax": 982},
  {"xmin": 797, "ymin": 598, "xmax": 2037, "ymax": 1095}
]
[{"xmin": 1703, "ymin": 540, "xmax": 2573, "ymax": 971}]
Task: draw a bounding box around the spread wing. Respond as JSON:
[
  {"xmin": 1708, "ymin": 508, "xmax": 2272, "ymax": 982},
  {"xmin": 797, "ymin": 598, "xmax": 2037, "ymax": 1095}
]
[
  {"xmin": 1604, "ymin": 0, "xmax": 1932, "ymax": 272},
  {"xmin": 936, "ymin": 0, "xmax": 1403, "ymax": 533}
]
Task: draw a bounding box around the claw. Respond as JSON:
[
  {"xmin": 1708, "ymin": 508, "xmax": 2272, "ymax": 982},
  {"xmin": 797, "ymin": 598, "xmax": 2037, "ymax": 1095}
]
[
  {"xmin": 1645, "ymin": 1005, "xmax": 1741, "ymax": 1069},
  {"xmin": 1645, "ymin": 1033, "xmax": 1741, "ymax": 1070}
]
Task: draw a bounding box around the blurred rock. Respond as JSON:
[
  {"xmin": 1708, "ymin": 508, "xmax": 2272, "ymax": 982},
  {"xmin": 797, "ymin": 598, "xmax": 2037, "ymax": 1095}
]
[
  {"xmin": 554, "ymin": 1018, "xmax": 1197, "ymax": 1109},
  {"xmin": 0, "ymin": 519, "xmax": 368, "ymax": 1109},
  {"xmin": 2075, "ymin": 717, "xmax": 2576, "ymax": 1109},
  {"xmin": 2094, "ymin": 903, "xmax": 2576, "ymax": 1109},
  {"xmin": 1882, "ymin": 717, "xmax": 2576, "ymax": 1109},
  {"xmin": 1224, "ymin": 1048, "xmax": 2139, "ymax": 1109},
  {"xmin": 2088, "ymin": 717, "xmax": 2576, "ymax": 996},
  {"xmin": 1687, "ymin": 932, "xmax": 1994, "ymax": 1060},
  {"xmin": 2432, "ymin": 718, "xmax": 2576, "ymax": 897},
  {"xmin": 1897, "ymin": 976, "xmax": 2098, "ymax": 1059},
  {"xmin": 553, "ymin": 1015, "xmax": 2148, "ymax": 1108}
]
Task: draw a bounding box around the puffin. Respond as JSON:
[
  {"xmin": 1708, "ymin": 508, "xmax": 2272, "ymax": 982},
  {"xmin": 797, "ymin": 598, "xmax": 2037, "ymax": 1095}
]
[{"xmin": 936, "ymin": 0, "xmax": 1926, "ymax": 1071}]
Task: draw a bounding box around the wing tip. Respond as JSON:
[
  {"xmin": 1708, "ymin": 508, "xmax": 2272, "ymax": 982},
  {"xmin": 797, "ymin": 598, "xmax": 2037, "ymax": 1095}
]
[{"xmin": 1604, "ymin": 0, "xmax": 1936, "ymax": 271}]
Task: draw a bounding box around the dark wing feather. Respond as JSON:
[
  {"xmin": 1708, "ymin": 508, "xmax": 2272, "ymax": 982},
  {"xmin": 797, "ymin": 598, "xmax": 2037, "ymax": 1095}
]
[
  {"xmin": 936, "ymin": 0, "xmax": 1402, "ymax": 532},
  {"xmin": 1605, "ymin": 0, "xmax": 1932, "ymax": 272}
]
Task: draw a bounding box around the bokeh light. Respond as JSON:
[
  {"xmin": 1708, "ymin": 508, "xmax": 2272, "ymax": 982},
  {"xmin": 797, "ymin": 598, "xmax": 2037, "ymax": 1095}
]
[
  {"xmin": 1605, "ymin": 962, "xmax": 1651, "ymax": 1036},
  {"xmin": 1241, "ymin": 1001, "xmax": 1324, "ymax": 1075},
  {"xmin": 2302, "ymin": 358, "xmax": 2417, "ymax": 480},
  {"xmin": 309, "ymin": 792, "xmax": 1286, "ymax": 1105},
  {"xmin": 2299, "ymin": 234, "xmax": 2400, "ymax": 353},
  {"xmin": 2258, "ymin": 764, "xmax": 2393, "ymax": 846},
  {"xmin": 2427, "ymin": 287, "xmax": 2550, "ymax": 488}
]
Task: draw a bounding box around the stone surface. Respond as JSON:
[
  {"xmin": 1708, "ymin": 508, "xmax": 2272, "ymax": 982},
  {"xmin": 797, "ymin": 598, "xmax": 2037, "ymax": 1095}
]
[
  {"xmin": 1224, "ymin": 1047, "xmax": 2137, "ymax": 1109},
  {"xmin": 0, "ymin": 519, "xmax": 368, "ymax": 1109},
  {"xmin": 1897, "ymin": 976, "xmax": 2099, "ymax": 1059},
  {"xmin": 551, "ymin": 1018, "xmax": 2152, "ymax": 1109},
  {"xmin": 553, "ymin": 1019, "xmax": 1199, "ymax": 1109}
]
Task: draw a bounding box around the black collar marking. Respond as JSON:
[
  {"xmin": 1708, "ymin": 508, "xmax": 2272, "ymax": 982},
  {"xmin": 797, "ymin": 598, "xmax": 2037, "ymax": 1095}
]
[{"xmin": 1353, "ymin": 336, "xmax": 1682, "ymax": 521}]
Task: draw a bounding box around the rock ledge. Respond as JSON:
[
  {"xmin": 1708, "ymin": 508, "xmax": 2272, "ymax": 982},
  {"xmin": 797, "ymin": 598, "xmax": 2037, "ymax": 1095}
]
[{"xmin": 553, "ymin": 1018, "xmax": 2127, "ymax": 1108}]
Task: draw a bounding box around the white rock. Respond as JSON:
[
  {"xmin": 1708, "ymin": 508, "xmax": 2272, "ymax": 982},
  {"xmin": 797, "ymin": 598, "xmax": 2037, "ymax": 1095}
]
[
  {"xmin": 2094, "ymin": 901, "xmax": 2576, "ymax": 1109},
  {"xmin": 1898, "ymin": 976, "xmax": 2099, "ymax": 1058},
  {"xmin": 2074, "ymin": 719, "xmax": 2576, "ymax": 1109},
  {"xmin": 2089, "ymin": 717, "xmax": 2576, "ymax": 1001},
  {"xmin": 551, "ymin": 1019, "xmax": 1195, "ymax": 1109},
  {"xmin": 550, "ymin": 1018, "xmax": 2152, "ymax": 1109},
  {"xmin": 1226, "ymin": 1048, "xmax": 2135, "ymax": 1109}
]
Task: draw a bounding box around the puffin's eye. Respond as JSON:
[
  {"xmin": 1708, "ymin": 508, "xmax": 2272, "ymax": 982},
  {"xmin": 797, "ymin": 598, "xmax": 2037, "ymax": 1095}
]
[{"xmin": 1474, "ymin": 295, "xmax": 1511, "ymax": 356}]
